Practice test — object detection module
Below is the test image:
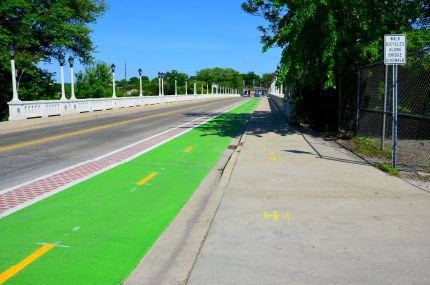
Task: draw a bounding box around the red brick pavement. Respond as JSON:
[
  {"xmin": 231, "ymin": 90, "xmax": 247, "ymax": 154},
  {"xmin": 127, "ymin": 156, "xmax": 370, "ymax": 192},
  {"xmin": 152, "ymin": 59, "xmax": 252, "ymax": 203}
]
[{"xmin": 0, "ymin": 105, "xmax": 234, "ymax": 217}]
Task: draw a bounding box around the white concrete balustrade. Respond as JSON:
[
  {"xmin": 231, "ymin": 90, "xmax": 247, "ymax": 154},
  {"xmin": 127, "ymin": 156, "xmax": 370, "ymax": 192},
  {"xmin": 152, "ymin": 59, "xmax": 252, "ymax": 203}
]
[
  {"xmin": 8, "ymin": 94, "xmax": 239, "ymax": 121},
  {"xmin": 268, "ymin": 75, "xmax": 296, "ymax": 123}
]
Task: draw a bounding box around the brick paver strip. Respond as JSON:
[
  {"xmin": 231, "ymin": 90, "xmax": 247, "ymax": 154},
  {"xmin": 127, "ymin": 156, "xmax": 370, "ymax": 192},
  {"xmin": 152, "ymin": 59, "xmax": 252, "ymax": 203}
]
[{"xmin": 0, "ymin": 106, "xmax": 234, "ymax": 217}]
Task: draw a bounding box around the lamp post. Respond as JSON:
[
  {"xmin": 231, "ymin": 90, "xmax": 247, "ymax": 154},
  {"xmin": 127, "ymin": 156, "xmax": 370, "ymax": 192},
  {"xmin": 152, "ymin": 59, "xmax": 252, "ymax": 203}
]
[
  {"xmin": 175, "ymin": 77, "xmax": 177, "ymax": 95},
  {"xmin": 158, "ymin": 72, "xmax": 162, "ymax": 96},
  {"xmin": 58, "ymin": 54, "xmax": 66, "ymax": 101},
  {"xmin": 201, "ymin": 82, "xmax": 203, "ymax": 95},
  {"xmin": 68, "ymin": 56, "xmax": 76, "ymax": 100},
  {"xmin": 8, "ymin": 45, "xmax": 19, "ymax": 102},
  {"xmin": 194, "ymin": 80, "xmax": 197, "ymax": 95},
  {"xmin": 206, "ymin": 82, "xmax": 209, "ymax": 94},
  {"xmin": 111, "ymin": 64, "xmax": 116, "ymax": 98},
  {"xmin": 185, "ymin": 79, "xmax": 188, "ymax": 95},
  {"xmin": 161, "ymin": 73, "xmax": 165, "ymax": 96},
  {"xmin": 138, "ymin": 68, "xmax": 143, "ymax": 97}
]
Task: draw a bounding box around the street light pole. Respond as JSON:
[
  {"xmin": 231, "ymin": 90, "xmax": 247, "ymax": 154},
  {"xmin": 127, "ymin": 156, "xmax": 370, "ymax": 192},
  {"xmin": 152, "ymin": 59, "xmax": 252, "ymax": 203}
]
[
  {"xmin": 206, "ymin": 82, "xmax": 209, "ymax": 94},
  {"xmin": 175, "ymin": 78, "xmax": 177, "ymax": 95},
  {"xmin": 111, "ymin": 64, "xmax": 116, "ymax": 98},
  {"xmin": 138, "ymin": 68, "xmax": 143, "ymax": 97},
  {"xmin": 185, "ymin": 79, "xmax": 188, "ymax": 95},
  {"xmin": 159, "ymin": 73, "xmax": 165, "ymax": 96},
  {"xmin": 58, "ymin": 54, "xmax": 66, "ymax": 101},
  {"xmin": 201, "ymin": 82, "xmax": 203, "ymax": 95},
  {"xmin": 158, "ymin": 72, "xmax": 162, "ymax": 96},
  {"xmin": 8, "ymin": 45, "xmax": 19, "ymax": 102},
  {"xmin": 68, "ymin": 57, "xmax": 76, "ymax": 100},
  {"xmin": 194, "ymin": 80, "xmax": 197, "ymax": 95}
]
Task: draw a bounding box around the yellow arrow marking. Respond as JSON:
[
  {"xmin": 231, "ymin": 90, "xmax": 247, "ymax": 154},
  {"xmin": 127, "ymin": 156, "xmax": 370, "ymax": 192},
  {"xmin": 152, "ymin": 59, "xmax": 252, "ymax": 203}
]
[
  {"xmin": 137, "ymin": 172, "xmax": 158, "ymax": 186},
  {"xmin": 184, "ymin": 146, "xmax": 193, "ymax": 153},
  {"xmin": 0, "ymin": 244, "xmax": 54, "ymax": 284}
]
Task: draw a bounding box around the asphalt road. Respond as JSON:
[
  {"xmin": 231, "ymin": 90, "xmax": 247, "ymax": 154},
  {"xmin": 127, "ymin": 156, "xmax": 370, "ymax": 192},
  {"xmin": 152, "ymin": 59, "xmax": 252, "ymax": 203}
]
[{"xmin": 0, "ymin": 97, "xmax": 245, "ymax": 192}]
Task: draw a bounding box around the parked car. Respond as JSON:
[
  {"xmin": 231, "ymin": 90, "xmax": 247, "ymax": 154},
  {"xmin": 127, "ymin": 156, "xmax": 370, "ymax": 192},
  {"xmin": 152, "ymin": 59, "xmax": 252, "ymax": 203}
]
[
  {"xmin": 242, "ymin": 92, "xmax": 250, "ymax": 97},
  {"xmin": 254, "ymin": 92, "xmax": 261, "ymax": 97}
]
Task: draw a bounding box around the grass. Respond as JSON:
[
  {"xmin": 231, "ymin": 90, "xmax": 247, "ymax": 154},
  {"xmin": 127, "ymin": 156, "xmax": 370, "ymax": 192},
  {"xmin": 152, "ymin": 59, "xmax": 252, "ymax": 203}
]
[
  {"xmin": 322, "ymin": 130, "xmax": 354, "ymax": 140},
  {"xmin": 376, "ymin": 163, "xmax": 399, "ymax": 176},
  {"xmin": 352, "ymin": 137, "xmax": 392, "ymax": 159}
]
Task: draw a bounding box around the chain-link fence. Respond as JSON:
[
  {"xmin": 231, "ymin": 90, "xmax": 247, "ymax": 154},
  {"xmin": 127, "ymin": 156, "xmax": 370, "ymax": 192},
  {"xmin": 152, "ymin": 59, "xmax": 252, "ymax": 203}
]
[{"xmin": 339, "ymin": 48, "xmax": 430, "ymax": 171}]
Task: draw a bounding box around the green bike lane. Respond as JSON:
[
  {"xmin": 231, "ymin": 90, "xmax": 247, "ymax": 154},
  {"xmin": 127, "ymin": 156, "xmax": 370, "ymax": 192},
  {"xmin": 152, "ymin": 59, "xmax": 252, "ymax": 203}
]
[{"xmin": 0, "ymin": 99, "xmax": 259, "ymax": 284}]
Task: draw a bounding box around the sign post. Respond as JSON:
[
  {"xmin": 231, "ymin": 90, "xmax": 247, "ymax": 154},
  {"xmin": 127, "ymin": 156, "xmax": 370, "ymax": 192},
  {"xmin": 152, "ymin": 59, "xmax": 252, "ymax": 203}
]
[{"xmin": 384, "ymin": 34, "xmax": 406, "ymax": 168}]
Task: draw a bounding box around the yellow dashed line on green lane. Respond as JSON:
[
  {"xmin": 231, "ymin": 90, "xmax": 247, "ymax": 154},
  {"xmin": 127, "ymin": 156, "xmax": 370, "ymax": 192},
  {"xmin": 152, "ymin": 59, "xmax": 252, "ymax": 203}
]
[
  {"xmin": 184, "ymin": 146, "xmax": 193, "ymax": 153},
  {"xmin": 136, "ymin": 172, "xmax": 158, "ymax": 186},
  {"xmin": 0, "ymin": 244, "xmax": 54, "ymax": 284}
]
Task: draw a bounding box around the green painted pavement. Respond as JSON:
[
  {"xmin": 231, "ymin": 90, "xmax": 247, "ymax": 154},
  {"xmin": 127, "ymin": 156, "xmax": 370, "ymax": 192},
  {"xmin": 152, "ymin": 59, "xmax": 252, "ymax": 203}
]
[{"xmin": 0, "ymin": 99, "xmax": 259, "ymax": 284}]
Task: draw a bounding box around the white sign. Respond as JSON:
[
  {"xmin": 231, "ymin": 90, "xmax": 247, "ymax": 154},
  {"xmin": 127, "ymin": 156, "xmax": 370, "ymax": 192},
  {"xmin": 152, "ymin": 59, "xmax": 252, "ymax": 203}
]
[{"xmin": 384, "ymin": 34, "xmax": 406, "ymax": 65}]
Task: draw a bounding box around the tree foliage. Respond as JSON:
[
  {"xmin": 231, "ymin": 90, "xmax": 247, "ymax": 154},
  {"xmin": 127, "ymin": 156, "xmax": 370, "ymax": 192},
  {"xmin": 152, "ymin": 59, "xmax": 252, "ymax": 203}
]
[
  {"xmin": 241, "ymin": 71, "xmax": 261, "ymax": 87},
  {"xmin": 195, "ymin": 67, "xmax": 242, "ymax": 88},
  {"xmin": 0, "ymin": 0, "xmax": 106, "ymax": 119},
  {"xmin": 242, "ymin": 0, "xmax": 430, "ymax": 89},
  {"xmin": 163, "ymin": 70, "xmax": 188, "ymax": 95},
  {"xmin": 75, "ymin": 61, "xmax": 111, "ymax": 98}
]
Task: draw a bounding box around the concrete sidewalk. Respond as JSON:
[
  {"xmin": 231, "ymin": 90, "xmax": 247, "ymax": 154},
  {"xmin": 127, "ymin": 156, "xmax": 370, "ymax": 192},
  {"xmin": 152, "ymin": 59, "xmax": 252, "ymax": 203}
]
[{"xmin": 186, "ymin": 97, "xmax": 430, "ymax": 284}]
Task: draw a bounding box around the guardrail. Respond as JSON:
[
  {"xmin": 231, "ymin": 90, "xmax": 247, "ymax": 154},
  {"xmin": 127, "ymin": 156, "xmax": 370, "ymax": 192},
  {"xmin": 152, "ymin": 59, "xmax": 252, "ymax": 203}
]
[{"xmin": 7, "ymin": 94, "xmax": 239, "ymax": 121}]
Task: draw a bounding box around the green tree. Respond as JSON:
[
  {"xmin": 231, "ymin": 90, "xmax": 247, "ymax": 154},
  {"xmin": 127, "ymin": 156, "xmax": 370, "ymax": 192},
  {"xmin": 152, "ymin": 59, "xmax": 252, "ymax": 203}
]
[
  {"xmin": 163, "ymin": 70, "xmax": 189, "ymax": 95},
  {"xmin": 242, "ymin": 0, "xmax": 430, "ymax": 88},
  {"xmin": 242, "ymin": 0, "xmax": 430, "ymax": 127},
  {"xmin": 261, "ymin": 72, "xmax": 274, "ymax": 87},
  {"xmin": 196, "ymin": 67, "xmax": 242, "ymax": 89},
  {"xmin": 75, "ymin": 61, "xmax": 111, "ymax": 98},
  {"xmin": 241, "ymin": 71, "xmax": 261, "ymax": 87},
  {"xmin": 0, "ymin": 0, "xmax": 107, "ymax": 119}
]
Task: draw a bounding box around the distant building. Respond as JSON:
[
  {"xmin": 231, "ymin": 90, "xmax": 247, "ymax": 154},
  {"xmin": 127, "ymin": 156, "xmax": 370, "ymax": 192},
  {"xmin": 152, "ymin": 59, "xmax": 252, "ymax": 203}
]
[{"xmin": 243, "ymin": 87, "xmax": 268, "ymax": 96}]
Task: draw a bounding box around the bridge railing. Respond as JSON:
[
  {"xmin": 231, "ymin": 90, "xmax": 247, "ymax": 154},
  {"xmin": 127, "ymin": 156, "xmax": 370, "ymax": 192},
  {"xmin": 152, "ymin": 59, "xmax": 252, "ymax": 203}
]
[
  {"xmin": 268, "ymin": 76, "xmax": 297, "ymax": 123},
  {"xmin": 8, "ymin": 94, "xmax": 238, "ymax": 121}
]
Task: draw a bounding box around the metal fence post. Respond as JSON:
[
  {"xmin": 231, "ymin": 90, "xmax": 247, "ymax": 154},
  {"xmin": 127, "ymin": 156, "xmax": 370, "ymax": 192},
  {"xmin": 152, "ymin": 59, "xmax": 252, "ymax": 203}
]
[
  {"xmin": 338, "ymin": 72, "xmax": 342, "ymax": 132},
  {"xmin": 392, "ymin": 65, "xmax": 398, "ymax": 168},
  {"xmin": 356, "ymin": 70, "xmax": 361, "ymax": 134},
  {"xmin": 381, "ymin": 65, "xmax": 388, "ymax": 150}
]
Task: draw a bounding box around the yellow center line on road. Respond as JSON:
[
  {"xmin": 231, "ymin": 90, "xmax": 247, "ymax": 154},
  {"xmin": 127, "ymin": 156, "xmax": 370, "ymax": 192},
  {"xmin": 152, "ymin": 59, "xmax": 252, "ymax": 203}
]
[
  {"xmin": 0, "ymin": 100, "xmax": 230, "ymax": 152},
  {"xmin": 0, "ymin": 244, "xmax": 54, "ymax": 284},
  {"xmin": 137, "ymin": 172, "xmax": 158, "ymax": 186},
  {"xmin": 183, "ymin": 146, "xmax": 193, "ymax": 153}
]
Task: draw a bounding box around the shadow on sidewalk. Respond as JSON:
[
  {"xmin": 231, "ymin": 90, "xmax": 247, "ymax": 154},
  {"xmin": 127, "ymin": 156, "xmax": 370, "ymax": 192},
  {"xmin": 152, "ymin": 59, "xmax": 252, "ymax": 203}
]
[
  {"xmin": 245, "ymin": 98, "xmax": 298, "ymax": 137},
  {"xmin": 266, "ymin": 97, "xmax": 370, "ymax": 166},
  {"xmin": 184, "ymin": 98, "xmax": 369, "ymax": 167}
]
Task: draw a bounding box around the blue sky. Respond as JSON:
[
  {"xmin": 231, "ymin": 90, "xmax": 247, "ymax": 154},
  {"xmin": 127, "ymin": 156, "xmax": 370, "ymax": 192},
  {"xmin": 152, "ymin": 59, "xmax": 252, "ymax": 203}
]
[{"xmin": 43, "ymin": 0, "xmax": 281, "ymax": 81}]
